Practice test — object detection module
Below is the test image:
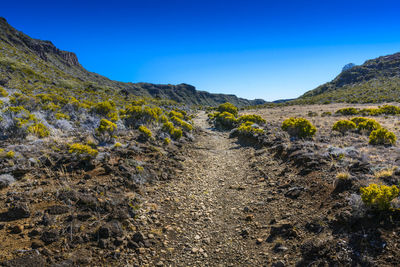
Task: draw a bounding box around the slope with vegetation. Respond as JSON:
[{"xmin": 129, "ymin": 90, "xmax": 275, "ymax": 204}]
[
  {"xmin": 297, "ymin": 52, "xmax": 400, "ymax": 104},
  {"xmin": 0, "ymin": 17, "xmax": 264, "ymax": 107}
]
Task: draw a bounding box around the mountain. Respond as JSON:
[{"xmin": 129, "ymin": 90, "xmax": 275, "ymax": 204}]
[
  {"xmin": 297, "ymin": 53, "xmax": 400, "ymax": 104},
  {"xmin": 341, "ymin": 63, "xmax": 356, "ymax": 72},
  {"xmin": 272, "ymin": 98, "xmax": 295, "ymax": 103},
  {"xmin": 0, "ymin": 17, "xmax": 264, "ymax": 107}
]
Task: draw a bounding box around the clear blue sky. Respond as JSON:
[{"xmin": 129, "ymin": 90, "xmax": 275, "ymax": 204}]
[{"xmin": 3, "ymin": 0, "xmax": 400, "ymax": 101}]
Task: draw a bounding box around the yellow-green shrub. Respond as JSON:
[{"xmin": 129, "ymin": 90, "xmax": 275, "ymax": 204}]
[
  {"xmin": 162, "ymin": 121, "xmax": 182, "ymax": 140},
  {"xmin": 138, "ymin": 125, "xmax": 152, "ymax": 139},
  {"xmin": 9, "ymin": 93, "xmax": 38, "ymax": 109},
  {"xmin": 160, "ymin": 115, "xmax": 169, "ymax": 123},
  {"xmin": 332, "ymin": 120, "xmax": 356, "ymax": 134},
  {"xmin": 42, "ymin": 102, "xmax": 60, "ymax": 111},
  {"xmin": 350, "ymin": 117, "xmax": 369, "ymax": 126},
  {"xmin": 114, "ymin": 142, "xmax": 122, "ymax": 148},
  {"xmin": 95, "ymin": 119, "xmax": 117, "ymax": 143},
  {"xmin": 181, "ymin": 121, "xmax": 193, "ymax": 132},
  {"xmin": 237, "ymin": 121, "xmax": 264, "ymax": 136},
  {"xmin": 335, "ymin": 107, "xmax": 359, "ymax": 116},
  {"xmin": 164, "ymin": 137, "xmax": 171, "ymax": 145},
  {"xmin": 359, "ymin": 108, "xmax": 379, "ymax": 116},
  {"xmin": 6, "ymin": 106, "xmax": 37, "ymax": 126},
  {"xmin": 281, "ymin": 117, "xmax": 316, "ymax": 138},
  {"xmin": 170, "ymin": 116, "xmax": 192, "ymax": 131},
  {"xmin": 357, "ymin": 118, "xmax": 381, "ymax": 133},
  {"xmin": 207, "ymin": 112, "xmax": 219, "ymax": 120},
  {"xmin": 96, "ymin": 119, "xmax": 117, "ymax": 134},
  {"xmin": 121, "ymin": 105, "xmax": 159, "ymax": 127},
  {"xmin": 238, "ymin": 114, "xmax": 266, "ymax": 125},
  {"xmin": 107, "ymin": 111, "xmax": 119, "ymax": 122},
  {"xmin": 360, "ymin": 184, "xmax": 399, "ymax": 210},
  {"xmin": 28, "ymin": 123, "xmax": 50, "ymax": 138},
  {"xmin": 171, "ymin": 127, "xmax": 183, "ymax": 139},
  {"xmin": 5, "ymin": 106, "xmax": 37, "ymax": 138},
  {"xmin": 168, "ymin": 110, "xmax": 184, "ymax": 119},
  {"xmin": 377, "ymin": 105, "xmax": 400, "ymax": 115},
  {"xmin": 215, "ymin": 112, "xmax": 238, "ymax": 129},
  {"xmin": 369, "ymin": 128, "xmax": 397, "ymax": 145},
  {"xmin": 55, "ymin": 112, "xmax": 70, "ymax": 120},
  {"xmin": 92, "ymin": 100, "xmax": 116, "ymax": 116},
  {"xmin": 0, "ymin": 86, "xmax": 8, "ymax": 97},
  {"xmin": 217, "ymin": 102, "xmax": 238, "ymax": 117},
  {"xmin": 68, "ymin": 143, "xmax": 98, "ymax": 158},
  {"xmin": 6, "ymin": 150, "xmax": 15, "ymax": 159}
]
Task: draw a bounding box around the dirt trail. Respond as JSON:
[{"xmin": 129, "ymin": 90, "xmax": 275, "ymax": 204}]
[{"xmin": 144, "ymin": 112, "xmax": 283, "ymax": 266}]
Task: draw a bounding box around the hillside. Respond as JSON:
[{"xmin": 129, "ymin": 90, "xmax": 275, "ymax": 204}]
[
  {"xmin": 297, "ymin": 52, "xmax": 400, "ymax": 104},
  {"xmin": 0, "ymin": 17, "xmax": 264, "ymax": 107}
]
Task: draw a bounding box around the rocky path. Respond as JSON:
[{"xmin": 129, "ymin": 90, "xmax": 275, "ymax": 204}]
[{"xmin": 140, "ymin": 112, "xmax": 289, "ymax": 266}]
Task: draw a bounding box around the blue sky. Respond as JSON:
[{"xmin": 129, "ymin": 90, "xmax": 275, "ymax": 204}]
[{"xmin": 3, "ymin": 0, "xmax": 400, "ymax": 101}]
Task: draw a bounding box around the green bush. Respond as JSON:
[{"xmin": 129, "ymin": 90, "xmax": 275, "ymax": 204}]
[
  {"xmin": 170, "ymin": 116, "xmax": 193, "ymax": 131},
  {"xmin": 121, "ymin": 105, "xmax": 160, "ymax": 127},
  {"xmin": 92, "ymin": 100, "xmax": 116, "ymax": 116},
  {"xmin": 162, "ymin": 121, "xmax": 182, "ymax": 140},
  {"xmin": 163, "ymin": 137, "xmax": 171, "ymax": 145},
  {"xmin": 350, "ymin": 117, "xmax": 369, "ymax": 126},
  {"xmin": 207, "ymin": 112, "xmax": 219, "ymax": 120},
  {"xmin": 238, "ymin": 114, "xmax": 266, "ymax": 125},
  {"xmin": 360, "ymin": 183, "xmax": 399, "ymax": 211},
  {"xmin": 28, "ymin": 123, "xmax": 50, "ymax": 138},
  {"xmin": 357, "ymin": 118, "xmax": 381, "ymax": 133},
  {"xmin": 55, "ymin": 112, "xmax": 70, "ymax": 120},
  {"xmin": 377, "ymin": 105, "xmax": 400, "ymax": 115},
  {"xmin": 68, "ymin": 143, "xmax": 98, "ymax": 159},
  {"xmin": 4, "ymin": 106, "xmax": 38, "ymax": 138},
  {"xmin": 281, "ymin": 117, "xmax": 316, "ymax": 138},
  {"xmin": 95, "ymin": 119, "xmax": 117, "ymax": 143},
  {"xmin": 217, "ymin": 102, "xmax": 238, "ymax": 117},
  {"xmin": 215, "ymin": 112, "xmax": 238, "ymax": 129},
  {"xmin": 332, "ymin": 120, "xmax": 356, "ymax": 134},
  {"xmin": 359, "ymin": 108, "xmax": 379, "ymax": 116},
  {"xmin": 138, "ymin": 125, "xmax": 152, "ymax": 139},
  {"xmin": 369, "ymin": 128, "xmax": 397, "ymax": 145},
  {"xmin": 335, "ymin": 107, "xmax": 359, "ymax": 116},
  {"xmin": 237, "ymin": 121, "xmax": 264, "ymax": 136},
  {"xmin": 0, "ymin": 86, "xmax": 8, "ymax": 97},
  {"xmin": 168, "ymin": 110, "xmax": 184, "ymax": 120},
  {"xmin": 171, "ymin": 127, "xmax": 183, "ymax": 140},
  {"xmin": 97, "ymin": 119, "xmax": 117, "ymax": 133}
]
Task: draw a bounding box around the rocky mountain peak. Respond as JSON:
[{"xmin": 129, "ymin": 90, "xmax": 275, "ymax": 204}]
[{"xmin": 342, "ymin": 63, "xmax": 356, "ymax": 72}]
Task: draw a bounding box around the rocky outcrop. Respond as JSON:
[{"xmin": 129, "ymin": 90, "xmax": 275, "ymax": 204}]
[{"xmin": 0, "ymin": 18, "xmax": 80, "ymax": 67}]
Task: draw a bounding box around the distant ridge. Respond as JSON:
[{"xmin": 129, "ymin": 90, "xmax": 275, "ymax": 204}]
[
  {"xmin": 272, "ymin": 98, "xmax": 295, "ymax": 104},
  {"xmin": 0, "ymin": 17, "xmax": 265, "ymax": 107}
]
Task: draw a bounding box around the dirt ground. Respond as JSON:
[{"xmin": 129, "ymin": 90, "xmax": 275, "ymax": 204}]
[
  {"xmin": 1, "ymin": 106, "xmax": 400, "ymax": 266},
  {"xmin": 142, "ymin": 107, "xmax": 400, "ymax": 266}
]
